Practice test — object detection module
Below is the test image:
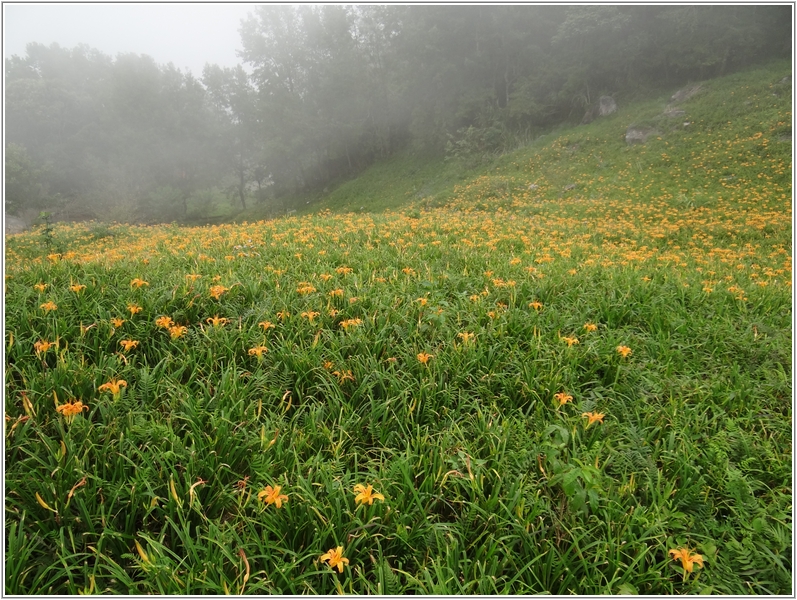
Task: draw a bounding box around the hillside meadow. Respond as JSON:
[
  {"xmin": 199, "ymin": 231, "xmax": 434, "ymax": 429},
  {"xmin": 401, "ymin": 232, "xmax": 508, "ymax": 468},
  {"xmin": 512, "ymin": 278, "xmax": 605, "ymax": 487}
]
[{"xmin": 4, "ymin": 62, "xmax": 792, "ymax": 594}]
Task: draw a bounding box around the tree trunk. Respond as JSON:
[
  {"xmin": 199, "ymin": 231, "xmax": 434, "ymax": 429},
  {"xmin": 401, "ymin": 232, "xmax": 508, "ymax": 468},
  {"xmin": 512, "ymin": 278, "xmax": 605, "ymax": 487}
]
[
  {"xmin": 238, "ymin": 154, "xmax": 246, "ymax": 210},
  {"xmin": 719, "ymin": 46, "xmax": 731, "ymax": 76}
]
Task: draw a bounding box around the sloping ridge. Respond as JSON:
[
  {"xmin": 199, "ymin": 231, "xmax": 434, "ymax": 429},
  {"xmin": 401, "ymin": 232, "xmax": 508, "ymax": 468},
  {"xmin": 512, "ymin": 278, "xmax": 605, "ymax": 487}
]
[{"xmin": 280, "ymin": 60, "xmax": 790, "ymax": 219}]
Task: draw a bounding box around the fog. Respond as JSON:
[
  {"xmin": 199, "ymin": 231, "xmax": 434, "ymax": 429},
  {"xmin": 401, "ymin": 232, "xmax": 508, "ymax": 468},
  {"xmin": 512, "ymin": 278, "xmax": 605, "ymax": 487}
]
[
  {"xmin": 4, "ymin": 3, "xmax": 252, "ymax": 76},
  {"xmin": 4, "ymin": 5, "xmax": 791, "ymax": 226}
]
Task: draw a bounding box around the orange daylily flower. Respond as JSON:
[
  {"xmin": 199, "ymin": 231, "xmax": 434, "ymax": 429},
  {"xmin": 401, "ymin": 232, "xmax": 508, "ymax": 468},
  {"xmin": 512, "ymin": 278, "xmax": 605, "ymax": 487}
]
[
  {"xmin": 417, "ymin": 352, "xmax": 433, "ymax": 364},
  {"xmin": 296, "ymin": 283, "xmax": 316, "ymax": 295},
  {"xmin": 119, "ymin": 339, "xmax": 139, "ymax": 352},
  {"xmin": 583, "ymin": 323, "xmax": 598, "ymax": 332},
  {"xmin": 339, "ymin": 318, "xmax": 362, "ymax": 330},
  {"xmin": 554, "ymin": 392, "xmax": 573, "ymax": 406},
  {"xmin": 110, "ymin": 317, "xmax": 125, "ymax": 328},
  {"xmin": 248, "ymin": 346, "xmax": 268, "ymax": 358},
  {"xmin": 206, "ymin": 315, "xmax": 229, "ymax": 327},
  {"xmin": 209, "ymin": 285, "xmax": 229, "ymax": 299},
  {"xmin": 168, "ymin": 325, "xmax": 187, "ymax": 339},
  {"xmin": 56, "ymin": 400, "xmax": 88, "ymax": 424},
  {"xmin": 127, "ymin": 304, "xmax": 142, "ymax": 315},
  {"xmin": 70, "ymin": 284, "xmax": 86, "ymax": 293},
  {"xmin": 616, "ymin": 345, "xmax": 632, "ymax": 358},
  {"xmin": 581, "ymin": 412, "xmax": 605, "ymax": 427},
  {"xmin": 258, "ymin": 485, "xmax": 288, "ymax": 508},
  {"xmin": 99, "ymin": 379, "xmax": 127, "ymax": 396},
  {"xmin": 34, "ymin": 283, "xmax": 48, "ymax": 293},
  {"xmin": 669, "ymin": 547, "xmax": 704, "ymax": 577},
  {"xmin": 130, "ymin": 278, "xmax": 149, "ymax": 288},
  {"xmin": 353, "ymin": 484, "xmax": 384, "ymax": 506},
  {"xmin": 34, "ymin": 339, "xmax": 54, "ymax": 355},
  {"xmin": 320, "ymin": 546, "xmax": 350, "ymax": 573},
  {"xmin": 155, "ymin": 316, "xmax": 174, "ymax": 329},
  {"xmin": 332, "ymin": 370, "xmax": 355, "ymax": 383},
  {"xmin": 40, "ymin": 301, "xmax": 58, "ymax": 312},
  {"xmin": 259, "ymin": 320, "xmax": 275, "ymax": 330}
]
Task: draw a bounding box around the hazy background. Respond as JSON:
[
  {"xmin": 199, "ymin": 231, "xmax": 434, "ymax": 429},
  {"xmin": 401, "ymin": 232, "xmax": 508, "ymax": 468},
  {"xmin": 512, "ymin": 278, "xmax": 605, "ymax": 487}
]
[
  {"xmin": 4, "ymin": 5, "xmax": 792, "ymax": 227},
  {"xmin": 4, "ymin": 3, "xmax": 253, "ymax": 76}
]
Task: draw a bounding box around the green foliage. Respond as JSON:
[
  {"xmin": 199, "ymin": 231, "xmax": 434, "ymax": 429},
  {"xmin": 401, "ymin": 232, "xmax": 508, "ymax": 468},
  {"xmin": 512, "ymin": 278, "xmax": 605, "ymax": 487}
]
[
  {"xmin": 4, "ymin": 143, "xmax": 48, "ymax": 214},
  {"xmin": 5, "ymin": 44, "xmax": 226, "ymax": 224},
  {"xmin": 137, "ymin": 186, "xmax": 185, "ymax": 223},
  {"xmin": 3, "ymin": 50, "xmax": 792, "ymax": 596},
  {"xmin": 33, "ymin": 212, "xmax": 55, "ymax": 250},
  {"xmin": 5, "ymin": 62, "xmax": 791, "ymax": 593},
  {"xmin": 445, "ymin": 125, "xmax": 506, "ymax": 168}
]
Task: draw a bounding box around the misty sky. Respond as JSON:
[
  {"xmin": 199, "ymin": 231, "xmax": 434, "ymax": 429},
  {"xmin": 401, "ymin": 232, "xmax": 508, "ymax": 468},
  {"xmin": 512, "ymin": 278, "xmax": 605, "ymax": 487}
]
[{"xmin": 3, "ymin": 3, "xmax": 254, "ymax": 76}]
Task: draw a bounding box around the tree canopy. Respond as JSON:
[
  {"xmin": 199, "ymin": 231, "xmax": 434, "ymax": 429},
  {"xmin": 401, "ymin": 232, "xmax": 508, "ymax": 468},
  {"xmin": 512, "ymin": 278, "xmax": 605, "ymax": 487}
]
[{"xmin": 5, "ymin": 5, "xmax": 790, "ymax": 223}]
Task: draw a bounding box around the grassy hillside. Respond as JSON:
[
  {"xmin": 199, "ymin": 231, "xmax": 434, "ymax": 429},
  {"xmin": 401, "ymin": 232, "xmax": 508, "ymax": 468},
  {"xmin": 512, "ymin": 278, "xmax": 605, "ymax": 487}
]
[
  {"xmin": 277, "ymin": 60, "xmax": 790, "ymax": 218},
  {"xmin": 4, "ymin": 61, "xmax": 791, "ymax": 594},
  {"xmin": 238, "ymin": 152, "xmax": 474, "ymax": 218}
]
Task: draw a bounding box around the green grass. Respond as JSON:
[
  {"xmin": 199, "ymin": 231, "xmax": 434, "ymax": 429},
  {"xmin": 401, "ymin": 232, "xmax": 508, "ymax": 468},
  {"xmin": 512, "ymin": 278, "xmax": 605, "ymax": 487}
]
[
  {"xmin": 295, "ymin": 59, "xmax": 791, "ymax": 219},
  {"xmin": 4, "ymin": 60, "xmax": 791, "ymax": 594},
  {"xmin": 234, "ymin": 150, "xmax": 476, "ymax": 221}
]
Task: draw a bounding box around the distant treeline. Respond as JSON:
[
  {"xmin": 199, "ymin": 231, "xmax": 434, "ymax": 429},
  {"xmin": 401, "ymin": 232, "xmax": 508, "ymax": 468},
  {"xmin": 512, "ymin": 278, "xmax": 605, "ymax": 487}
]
[{"xmin": 5, "ymin": 5, "xmax": 790, "ymax": 223}]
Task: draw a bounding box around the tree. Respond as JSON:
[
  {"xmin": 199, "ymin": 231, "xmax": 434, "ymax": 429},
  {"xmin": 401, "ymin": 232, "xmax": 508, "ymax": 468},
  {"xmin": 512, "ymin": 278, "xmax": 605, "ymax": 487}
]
[
  {"xmin": 4, "ymin": 7, "xmax": 790, "ymax": 222},
  {"xmin": 203, "ymin": 64, "xmax": 259, "ymax": 210},
  {"xmin": 4, "ymin": 143, "xmax": 48, "ymax": 215},
  {"xmin": 5, "ymin": 43, "xmax": 225, "ymax": 222},
  {"xmin": 239, "ymin": 5, "xmax": 319, "ymax": 193}
]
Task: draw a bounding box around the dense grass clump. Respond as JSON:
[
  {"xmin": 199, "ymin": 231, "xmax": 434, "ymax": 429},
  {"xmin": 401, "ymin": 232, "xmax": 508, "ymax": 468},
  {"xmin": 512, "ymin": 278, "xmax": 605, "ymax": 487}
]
[{"xmin": 5, "ymin": 62, "xmax": 791, "ymax": 594}]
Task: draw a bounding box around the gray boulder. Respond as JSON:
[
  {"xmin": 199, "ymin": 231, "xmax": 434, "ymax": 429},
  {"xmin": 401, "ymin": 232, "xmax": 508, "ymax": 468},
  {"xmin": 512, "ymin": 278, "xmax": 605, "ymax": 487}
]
[
  {"xmin": 670, "ymin": 84, "xmax": 702, "ymax": 103},
  {"xmin": 5, "ymin": 215, "xmax": 27, "ymax": 235},
  {"xmin": 663, "ymin": 106, "xmax": 687, "ymax": 118},
  {"xmin": 598, "ymin": 96, "xmax": 617, "ymax": 116},
  {"xmin": 582, "ymin": 96, "xmax": 617, "ymax": 124},
  {"xmin": 626, "ymin": 125, "xmax": 657, "ymax": 145}
]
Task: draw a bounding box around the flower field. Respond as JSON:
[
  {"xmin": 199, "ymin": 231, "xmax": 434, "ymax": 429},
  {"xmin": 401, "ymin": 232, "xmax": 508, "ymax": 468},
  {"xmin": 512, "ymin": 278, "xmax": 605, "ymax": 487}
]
[{"xmin": 4, "ymin": 63, "xmax": 792, "ymax": 594}]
